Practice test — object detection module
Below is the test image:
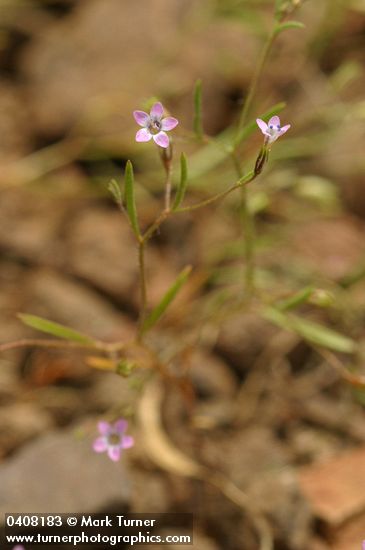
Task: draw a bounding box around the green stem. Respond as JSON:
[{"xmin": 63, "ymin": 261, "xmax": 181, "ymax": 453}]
[
  {"xmin": 165, "ymin": 165, "xmax": 172, "ymax": 211},
  {"xmin": 142, "ymin": 209, "xmax": 170, "ymax": 243},
  {"xmin": 232, "ymin": 153, "xmax": 255, "ymax": 296},
  {"xmin": 235, "ymin": 28, "xmax": 276, "ymax": 148},
  {"xmin": 159, "ymin": 143, "xmax": 173, "ymax": 211},
  {"xmin": 138, "ymin": 240, "xmax": 147, "ymax": 337},
  {"xmin": 136, "ymin": 168, "xmax": 257, "ymax": 339},
  {"xmin": 0, "ymin": 337, "xmax": 126, "ymax": 354},
  {"xmin": 240, "ymin": 183, "xmax": 255, "ymax": 295},
  {"xmin": 233, "ymin": 23, "xmax": 278, "ymax": 295},
  {"xmin": 176, "ymin": 171, "xmax": 255, "ymax": 214}
]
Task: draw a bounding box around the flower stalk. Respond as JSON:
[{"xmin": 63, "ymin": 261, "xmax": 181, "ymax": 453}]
[
  {"xmin": 159, "ymin": 143, "xmax": 174, "ymax": 211},
  {"xmin": 138, "ymin": 239, "xmax": 148, "ymax": 337}
]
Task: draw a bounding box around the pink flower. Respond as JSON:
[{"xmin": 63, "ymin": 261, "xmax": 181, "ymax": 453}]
[
  {"xmin": 256, "ymin": 115, "xmax": 290, "ymax": 145},
  {"xmin": 93, "ymin": 419, "xmax": 134, "ymax": 462},
  {"xmin": 133, "ymin": 102, "xmax": 178, "ymax": 148},
  {"xmin": 13, "ymin": 547, "xmax": 25, "ymax": 550}
]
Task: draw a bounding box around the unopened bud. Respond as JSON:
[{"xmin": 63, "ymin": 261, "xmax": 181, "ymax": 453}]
[
  {"xmin": 254, "ymin": 147, "xmax": 269, "ymax": 175},
  {"xmin": 309, "ymin": 289, "xmax": 334, "ymax": 308},
  {"xmin": 116, "ymin": 360, "xmax": 137, "ymax": 377}
]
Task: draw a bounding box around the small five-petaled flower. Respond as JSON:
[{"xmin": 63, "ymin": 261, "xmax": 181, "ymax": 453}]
[
  {"xmin": 133, "ymin": 102, "xmax": 178, "ymax": 148},
  {"xmin": 256, "ymin": 115, "xmax": 290, "ymax": 145},
  {"xmin": 12, "ymin": 546, "xmax": 25, "ymax": 550},
  {"xmin": 93, "ymin": 419, "xmax": 134, "ymax": 462}
]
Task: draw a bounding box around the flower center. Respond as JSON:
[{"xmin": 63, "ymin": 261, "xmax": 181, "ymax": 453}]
[
  {"xmin": 268, "ymin": 124, "xmax": 281, "ymax": 135},
  {"xmin": 107, "ymin": 432, "xmax": 121, "ymax": 446},
  {"xmin": 149, "ymin": 118, "xmax": 162, "ymax": 134}
]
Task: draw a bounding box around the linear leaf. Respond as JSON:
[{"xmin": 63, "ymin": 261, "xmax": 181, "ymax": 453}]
[
  {"xmin": 172, "ymin": 153, "xmax": 188, "ymax": 210},
  {"xmin": 124, "ymin": 160, "xmax": 140, "ymax": 237},
  {"xmin": 274, "ymin": 20, "xmax": 305, "ymax": 37},
  {"xmin": 142, "ymin": 266, "xmax": 192, "ymax": 334},
  {"xmin": 263, "ymin": 308, "xmax": 356, "ymax": 354},
  {"xmin": 275, "ymin": 286, "xmax": 314, "ymax": 311},
  {"xmin": 107, "ymin": 178, "xmax": 122, "ymax": 206},
  {"xmin": 193, "ymin": 79, "xmax": 203, "ymax": 140},
  {"xmin": 18, "ymin": 313, "xmax": 95, "ymax": 344}
]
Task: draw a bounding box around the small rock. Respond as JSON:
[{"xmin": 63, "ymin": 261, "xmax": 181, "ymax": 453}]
[
  {"xmin": 216, "ymin": 312, "xmax": 276, "ymax": 372},
  {"xmin": 289, "ymin": 217, "xmax": 365, "ymax": 280},
  {"xmin": 0, "ymin": 188, "xmax": 65, "ymax": 263},
  {"xmin": 298, "ymin": 445, "xmax": 365, "ymax": 526},
  {"xmin": 66, "ymin": 208, "xmax": 138, "ymax": 306},
  {"xmin": 331, "ymin": 510, "xmax": 365, "ymax": 550},
  {"xmin": 129, "ymin": 469, "xmax": 171, "ymax": 513},
  {"xmin": 0, "ymin": 403, "xmax": 52, "ymax": 456},
  {"xmin": 24, "ymin": 269, "xmax": 134, "ymax": 342},
  {"xmin": 0, "ymin": 425, "xmax": 131, "ymax": 514},
  {"xmin": 86, "ymin": 370, "xmax": 139, "ymax": 412}
]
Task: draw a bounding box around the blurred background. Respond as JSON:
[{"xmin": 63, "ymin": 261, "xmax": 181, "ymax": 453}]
[{"xmin": 1, "ymin": 0, "xmax": 365, "ymax": 549}]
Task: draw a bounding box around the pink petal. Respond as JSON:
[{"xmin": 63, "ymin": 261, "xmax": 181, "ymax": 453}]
[
  {"xmin": 98, "ymin": 421, "xmax": 111, "ymax": 435},
  {"xmin": 13, "ymin": 547, "xmax": 26, "ymax": 550},
  {"xmin": 279, "ymin": 124, "xmax": 291, "ymax": 135},
  {"xmin": 114, "ymin": 419, "xmax": 128, "ymax": 434},
  {"xmin": 153, "ymin": 131, "xmax": 169, "ymax": 148},
  {"xmin": 133, "ymin": 110, "xmax": 149, "ymax": 127},
  {"xmin": 121, "ymin": 435, "xmax": 134, "ymax": 449},
  {"xmin": 256, "ymin": 119, "xmax": 268, "ymax": 133},
  {"xmin": 268, "ymin": 115, "xmax": 280, "ymax": 126},
  {"xmin": 136, "ymin": 128, "xmax": 152, "ymax": 142},
  {"xmin": 93, "ymin": 436, "xmax": 108, "ymax": 453},
  {"xmin": 150, "ymin": 102, "xmax": 164, "ymax": 119},
  {"xmin": 108, "ymin": 445, "xmax": 121, "ymax": 462},
  {"xmin": 161, "ymin": 117, "xmax": 178, "ymax": 131}
]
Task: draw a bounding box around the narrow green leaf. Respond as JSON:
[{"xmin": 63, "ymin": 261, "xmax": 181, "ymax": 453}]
[
  {"xmin": 274, "ymin": 20, "xmax": 305, "ymax": 37},
  {"xmin": 193, "ymin": 79, "xmax": 203, "ymax": 140},
  {"xmin": 107, "ymin": 179, "xmax": 122, "ymax": 206},
  {"xmin": 142, "ymin": 266, "xmax": 192, "ymax": 334},
  {"xmin": 263, "ymin": 308, "xmax": 356, "ymax": 354},
  {"xmin": 276, "ymin": 286, "xmax": 314, "ymax": 311},
  {"xmin": 18, "ymin": 313, "xmax": 95, "ymax": 344},
  {"xmin": 172, "ymin": 153, "xmax": 188, "ymax": 211},
  {"xmin": 124, "ymin": 160, "xmax": 140, "ymax": 237}
]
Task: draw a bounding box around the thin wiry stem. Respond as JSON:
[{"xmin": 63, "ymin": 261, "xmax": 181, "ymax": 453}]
[
  {"xmin": 158, "ymin": 143, "xmax": 174, "ymax": 211},
  {"xmin": 176, "ymin": 171, "xmax": 256, "ymax": 214},
  {"xmin": 0, "ymin": 337, "xmax": 126, "ymax": 354},
  {"xmin": 235, "ymin": 28, "xmax": 276, "ymax": 148},
  {"xmin": 135, "ymin": 158, "xmax": 257, "ymax": 341},
  {"xmin": 232, "ymin": 22, "xmax": 278, "ymax": 295},
  {"xmin": 0, "ymin": 338, "xmax": 96, "ymax": 352},
  {"xmin": 164, "ymin": 163, "xmax": 173, "ymax": 211},
  {"xmin": 142, "ymin": 209, "xmax": 170, "ymax": 243},
  {"xmin": 231, "ymin": 152, "xmax": 256, "ymax": 295},
  {"xmin": 138, "ymin": 240, "xmax": 148, "ymax": 337}
]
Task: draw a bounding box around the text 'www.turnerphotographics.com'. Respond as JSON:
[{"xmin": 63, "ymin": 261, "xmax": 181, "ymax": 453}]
[{"xmin": 4, "ymin": 513, "xmax": 193, "ymax": 546}]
